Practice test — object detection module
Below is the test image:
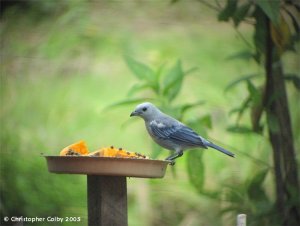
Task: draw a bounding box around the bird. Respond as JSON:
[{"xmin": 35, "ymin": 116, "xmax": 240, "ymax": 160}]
[{"xmin": 130, "ymin": 102, "xmax": 235, "ymax": 163}]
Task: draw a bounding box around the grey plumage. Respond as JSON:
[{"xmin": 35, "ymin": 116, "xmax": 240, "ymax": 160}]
[{"xmin": 130, "ymin": 102, "xmax": 235, "ymax": 162}]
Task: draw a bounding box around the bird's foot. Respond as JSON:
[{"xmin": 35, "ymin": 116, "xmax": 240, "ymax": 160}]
[
  {"xmin": 166, "ymin": 160, "xmax": 176, "ymax": 166},
  {"xmin": 165, "ymin": 151, "xmax": 183, "ymax": 165}
]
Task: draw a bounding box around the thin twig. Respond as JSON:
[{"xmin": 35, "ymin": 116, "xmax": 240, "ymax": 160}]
[{"xmin": 234, "ymin": 27, "xmax": 254, "ymax": 50}]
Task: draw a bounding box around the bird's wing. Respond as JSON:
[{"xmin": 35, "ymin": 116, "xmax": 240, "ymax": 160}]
[{"xmin": 149, "ymin": 120, "xmax": 206, "ymax": 147}]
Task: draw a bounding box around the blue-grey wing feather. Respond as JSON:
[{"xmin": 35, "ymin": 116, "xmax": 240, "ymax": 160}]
[
  {"xmin": 150, "ymin": 123, "xmax": 177, "ymax": 138},
  {"xmin": 149, "ymin": 122, "xmax": 206, "ymax": 147},
  {"xmin": 171, "ymin": 126, "xmax": 206, "ymax": 147}
]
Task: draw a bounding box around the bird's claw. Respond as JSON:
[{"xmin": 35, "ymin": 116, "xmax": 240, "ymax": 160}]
[
  {"xmin": 166, "ymin": 160, "xmax": 175, "ymax": 166},
  {"xmin": 165, "ymin": 150, "xmax": 183, "ymax": 164}
]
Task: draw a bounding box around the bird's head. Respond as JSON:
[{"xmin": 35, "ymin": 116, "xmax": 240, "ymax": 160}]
[{"xmin": 130, "ymin": 102, "xmax": 160, "ymax": 121}]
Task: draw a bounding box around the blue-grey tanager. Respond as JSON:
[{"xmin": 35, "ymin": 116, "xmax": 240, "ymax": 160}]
[{"xmin": 130, "ymin": 102, "xmax": 235, "ymax": 162}]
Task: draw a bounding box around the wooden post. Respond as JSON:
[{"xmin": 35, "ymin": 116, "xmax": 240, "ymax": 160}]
[
  {"xmin": 87, "ymin": 175, "xmax": 128, "ymax": 226},
  {"xmin": 237, "ymin": 214, "xmax": 246, "ymax": 226}
]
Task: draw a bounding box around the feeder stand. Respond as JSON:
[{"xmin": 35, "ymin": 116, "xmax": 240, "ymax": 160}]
[{"xmin": 45, "ymin": 156, "xmax": 168, "ymax": 226}]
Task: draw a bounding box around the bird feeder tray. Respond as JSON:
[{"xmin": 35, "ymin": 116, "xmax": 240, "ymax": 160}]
[{"xmin": 45, "ymin": 156, "xmax": 168, "ymax": 178}]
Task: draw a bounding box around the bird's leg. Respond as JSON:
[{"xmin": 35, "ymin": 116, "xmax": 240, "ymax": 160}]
[{"xmin": 165, "ymin": 150, "xmax": 183, "ymax": 163}]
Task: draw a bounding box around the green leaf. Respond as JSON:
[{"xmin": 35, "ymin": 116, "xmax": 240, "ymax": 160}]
[
  {"xmin": 218, "ymin": 0, "xmax": 237, "ymax": 22},
  {"xmin": 186, "ymin": 151, "xmax": 204, "ymax": 193},
  {"xmin": 159, "ymin": 105, "xmax": 179, "ymax": 119},
  {"xmin": 186, "ymin": 151, "xmax": 220, "ymax": 200},
  {"xmin": 124, "ymin": 55, "xmax": 155, "ymax": 82},
  {"xmin": 199, "ymin": 114, "xmax": 212, "ymax": 129},
  {"xmin": 284, "ymin": 5, "xmax": 300, "ymax": 34},
  {"xmin": 225, "ymin": 74, "xmax": 259, "ymax": 92},
  {"xmin": 127, "ymin": 83, "xmax": 153, "ymax": 96},
  {"xmin": 184, "ymin": 66, "xmax": 198, "ymax": 76},
  {"xmin": 223, "ymin": 184, "xmax": 245, "ymax": 204},
  {"xmin": 152, "ymin": 63, "xmax": 167, "ymax": 93},
  {"xmin": 163, "ymin": 60, "xmax": 184, "ymax": 102},
  {"xmin": 248, "ymin": 168, "xmax": 268, "ymax": 189},
  {"xmin": 247, "ymin": 80, "xmax": 261, "ymax": 105},
  {"xmin": 179, "ymin": 101, "xmax": 205, "ymax": 116},
  {"xmin": 227, "ymin": 125, "xmax": 254, "ymax": 134},
  {"xmin": 229, "ymin": 96, "xmax": 251, "ymax": 124},
  {"xmin": 247, "ymin": 168, "xmax": 269, "ymax": 201},
  {"xmin": 155, "ymin": 63, "xmax": 166, "ymax": 81},
  {"xmin": 284, "ymin": 74, "xmax": 300, "ymax": 90},
  {"xmin": 186, "ymin": 114, "xmax": 212, "ymax": 138},
  {"xmin": 104, "ymin": 98, "xmax": 152, "ymax": 110},
  {"xmin": 256, "ymin": 0, "xmax": 280, "ymax": 26},
  {"xmin": 233, "ymin": 2, "xmax": 252, "ymax": 27},
  {"xmin": 226, "ymin": 50, "xmax": 254, "ymax": 61},
  {"xmin": 229, "ymin": 107, "xmax": 244, "ymax": 116}
]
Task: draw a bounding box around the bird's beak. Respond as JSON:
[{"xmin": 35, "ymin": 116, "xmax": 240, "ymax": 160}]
[{"xmin": 130, "ymin": 111, "xmax": 137, "ymax": 117}]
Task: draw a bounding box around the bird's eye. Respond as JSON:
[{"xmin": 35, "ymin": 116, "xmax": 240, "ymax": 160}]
[{"xmin": 142, "ymin": 107, "xmax": 147, "ymax": 112}]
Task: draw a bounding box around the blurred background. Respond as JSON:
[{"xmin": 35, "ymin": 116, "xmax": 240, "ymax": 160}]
[{"xmin": 1, "ymin": 0, "xmax": 299, "ymax": 226}]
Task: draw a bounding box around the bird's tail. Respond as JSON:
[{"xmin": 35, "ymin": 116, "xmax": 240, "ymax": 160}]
[{"xmin": 205, "ymin": 141, "xmax": 235, "ymax": 158}]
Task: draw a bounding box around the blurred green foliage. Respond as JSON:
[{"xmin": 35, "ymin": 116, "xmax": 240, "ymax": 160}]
[
  {"xmin": 214, "ymin": 1, "xmax": 300, "ymax": 225},
  {"xmin": 1, "ymin": 1, "xmax": 299, "ymax": 226}
]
